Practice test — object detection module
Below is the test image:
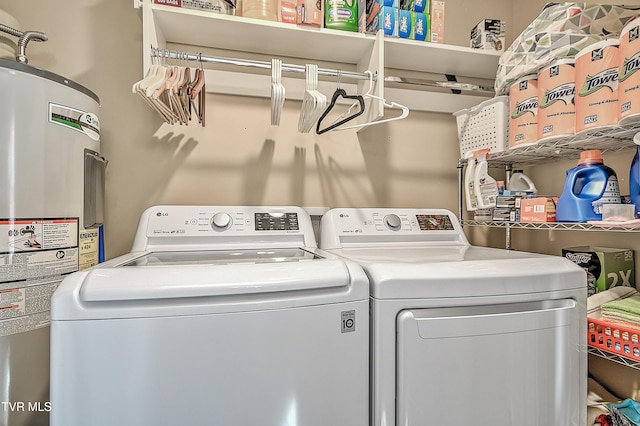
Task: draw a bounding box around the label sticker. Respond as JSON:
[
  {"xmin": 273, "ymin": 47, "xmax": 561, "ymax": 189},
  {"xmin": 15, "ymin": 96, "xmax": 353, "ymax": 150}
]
[
  {"xmin": 0, "ymin": 277, "xmax": 65, "ymax": 336},
  {"xmin": 49, "ymin": 103, "xmax": 100, "ymax": 141},
  {"xmin": 341, "ymin": 310, "xmax": 356, "ymax": 333},
  {"xmin": 0, "ymin": 218, "xmax": 79, "ymax": 336},
  {"xmin": 79, "ymin": 228, "xmax": 99, "ymax": 270}
]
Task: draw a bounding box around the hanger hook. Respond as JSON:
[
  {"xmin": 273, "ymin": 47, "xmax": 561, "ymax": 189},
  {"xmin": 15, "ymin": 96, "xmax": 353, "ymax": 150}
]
[
  {"xmin": 364, "ymin": 70, "xmax": 374, "ymax": 96},
  {"xmin": 198, "ymin": 53, "xmax": 203, "ymax": 70},
  {"xmin": 337, "ymin": 69, "xmax": 342, "ymax": 89}
]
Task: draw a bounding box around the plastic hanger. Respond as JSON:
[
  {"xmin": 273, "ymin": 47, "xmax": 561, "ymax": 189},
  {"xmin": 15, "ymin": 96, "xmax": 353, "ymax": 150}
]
[
  {"xmin": 332, "ymin": 70, "xmax": 409, "ymax": 131},
  {"xmin": 271, "ymin": 58, "xmax": 285, "ymax": 126},
  {"xmin": 188, "ymin": 55, "xmax": 206, "ymax": 126},
  {"xmin": 315, "ymin": 72, "xmax": 365, "ymax": 134},
  {"xmin": 298, "ymin": 64, "xmax": 326, "ymax": 133}
]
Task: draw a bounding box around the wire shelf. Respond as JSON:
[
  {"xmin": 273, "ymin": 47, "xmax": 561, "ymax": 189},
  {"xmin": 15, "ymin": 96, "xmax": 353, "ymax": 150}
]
[
  {"xmin": 588, "ymin": 346, "xmax": 640, "ymax": 370},
  {"xmin": 484, "ymin": 121, "xmax": 640, "ymax": 166},
  {"xmin": 462, "ymin": 220, "xmax": 640, "ymax": 232}
]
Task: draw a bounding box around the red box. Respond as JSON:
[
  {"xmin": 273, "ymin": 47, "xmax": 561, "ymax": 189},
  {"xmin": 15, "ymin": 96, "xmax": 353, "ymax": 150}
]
[{"xmin": 519, "ymin": 197, "xmax": 557, "ymax": 222}]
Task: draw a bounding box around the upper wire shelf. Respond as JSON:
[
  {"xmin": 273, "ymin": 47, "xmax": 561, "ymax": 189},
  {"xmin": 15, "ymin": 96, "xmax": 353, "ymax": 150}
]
[{"xmin": 486, "ymin": 122, "xmax": 640, "ymax": 166}]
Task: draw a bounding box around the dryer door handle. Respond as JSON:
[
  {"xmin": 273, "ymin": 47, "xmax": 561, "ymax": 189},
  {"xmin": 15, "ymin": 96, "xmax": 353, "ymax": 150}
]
[{"xmin": 401, "ymin": 299, "xmax": 577, "ymax": 339}]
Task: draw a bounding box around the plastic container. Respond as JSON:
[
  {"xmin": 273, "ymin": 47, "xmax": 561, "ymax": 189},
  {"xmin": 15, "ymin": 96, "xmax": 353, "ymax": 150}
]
[
  {"xmin": 537, "ymin": 59, "xmax": 576, "ymax": 142},
  {"xmin": 589, "ymin": 312, "xmax": 640, "ymax": 361},
  {"xmin": 556, "ymin": 150, "xmax": 621, "ymax": 222},
  {"xmin": 453, "ymin": 96, "xmax": 509, "ymax": 159},
  {"xmin": 509, "ymin": 75, "xmax": 538, "ymax": 149},
  {"xmin": 507, "ymin": 169, "xmax": 537, "ymax": 193},
  {"xmin": 575, "ymin": 39, "xmax": 619, "ymax": 133},
  {"xmin": 325, "ymin": 0, "xmax": 358, "ymax": 31},
  {"xmin": 242, "ymin": 0, "xmax": 278, "ymax": 20},
  {"xmin": 601, "ymin": 203, "xmax": 636, "ymax": 221},
  {"xmin": 618, "ymin": 17, "xmax": 640, "ymax": 125}
]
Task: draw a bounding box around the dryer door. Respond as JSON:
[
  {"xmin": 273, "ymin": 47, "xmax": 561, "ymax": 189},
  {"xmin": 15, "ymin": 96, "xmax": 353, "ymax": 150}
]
[{"xmin": 396, "ymin": 299, "xmax": 582, "ymax": 426}]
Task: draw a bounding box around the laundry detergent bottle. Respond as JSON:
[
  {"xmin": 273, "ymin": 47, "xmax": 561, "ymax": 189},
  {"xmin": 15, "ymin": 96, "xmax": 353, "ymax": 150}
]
[
  {"xmin": 630, "ymin": 134, "xmax": 640, "ymax": 218},
  {"xmin": 507, "ymin": 169, "xmax": 537, "ymax": 193},
  {"xmin": 556, "ymin": 150, "xmax": 621, "ymax": 222}
]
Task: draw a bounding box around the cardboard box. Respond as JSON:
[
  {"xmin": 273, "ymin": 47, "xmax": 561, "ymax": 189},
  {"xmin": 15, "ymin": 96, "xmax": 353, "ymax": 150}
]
[
  {"xmin": 519, "ymin": 197, "xmax": 557, "ymax": 222},
  {"xmin": 399, "ymin": 0, "xmax": 427, "ymax": 13},
  {"xmin": 562, "ymin": 246, "xmax": 635, "ymax": 295},
  {"xmin": 470, "ymin": 19, "xmax": 505, "ymax": 52},
  {"xmin": 473, "ymin": 208, "xmax": 493, "ymax": 221},
  {"xmin": 398, "ymin": 10, "xmax": 428, "ymax": 41},
  {"xmin": 297, "ymin": 0, "xmax": 323, "ymax": 27},
  {"xmin": 366, "ymin": 5, "xmax": 398, "ymax": 36},
  {"xmin": 492, "ymin": 207, "xmax": 517, "ymax": 221},
  {"xmin": 429, "ymin": 0, "xmax": 444, "ymax": 43},
  {"xmin": 492, "ymin": 195, "xmax": 521, "ymax": 221},
  {"xmin": 153, "ymin": 0, "xmax": 236, "ymax": 14}
]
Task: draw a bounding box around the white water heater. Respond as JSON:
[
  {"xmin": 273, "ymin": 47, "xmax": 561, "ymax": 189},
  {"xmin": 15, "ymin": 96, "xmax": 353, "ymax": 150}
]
[{"xmin": 0, "ymin": 57, "xmax": 105, "ymax": 426}]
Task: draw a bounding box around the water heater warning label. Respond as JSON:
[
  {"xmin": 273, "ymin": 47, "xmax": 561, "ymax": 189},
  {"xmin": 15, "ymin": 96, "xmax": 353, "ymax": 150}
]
[{"xmin": 0, "ymin": 218, "xmax": 79, "ymax": 336}]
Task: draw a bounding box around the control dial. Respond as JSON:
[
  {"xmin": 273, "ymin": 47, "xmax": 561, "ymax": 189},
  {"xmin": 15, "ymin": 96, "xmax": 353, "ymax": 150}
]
[
  {"xmin": 211, "ymin": 212, "xmax": 232, "ymax": 231},
  {"xmin": 383, "ymin": 214, "xmax": 402, "ymax": 231}
]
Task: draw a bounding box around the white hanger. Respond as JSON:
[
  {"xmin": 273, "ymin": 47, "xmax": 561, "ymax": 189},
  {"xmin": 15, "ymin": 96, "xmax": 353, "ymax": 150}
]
[
  {"xmin": 271, "ymin": 58, "xmax": 285, "ymax": 126},
  {"xmin": 298, "ymin": 64, "xmax": 327, "ymax": 133},
  {"xmin": 333, "ymin": 70, "xmax": 409, "ymax": 131}
]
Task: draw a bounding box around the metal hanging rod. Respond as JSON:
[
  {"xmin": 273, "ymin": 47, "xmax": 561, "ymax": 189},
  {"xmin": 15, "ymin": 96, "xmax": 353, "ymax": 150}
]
[{"xmin": 150, "ymin": 47, "xmax": 375, "ymax": 82}]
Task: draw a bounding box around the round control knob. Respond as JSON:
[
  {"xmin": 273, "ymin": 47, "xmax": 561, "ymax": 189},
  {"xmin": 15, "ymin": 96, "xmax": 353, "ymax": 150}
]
[
  {"xmin": 211, "ymin": 212, "xmax": 232, "ymax": 231},
  {"xmin": 383, "ymin": 214, "xmax": 402, "ymax": 231}
]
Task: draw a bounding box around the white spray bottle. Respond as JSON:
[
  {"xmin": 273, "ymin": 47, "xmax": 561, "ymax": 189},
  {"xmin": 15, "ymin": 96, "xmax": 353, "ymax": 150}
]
[
  {"xmin": 464, "ymin": 156, "xmax": 478, "ymax": 211},
  {"xmin": 474, "ymin": 150, "xmax": 499, "ymax": 209}
]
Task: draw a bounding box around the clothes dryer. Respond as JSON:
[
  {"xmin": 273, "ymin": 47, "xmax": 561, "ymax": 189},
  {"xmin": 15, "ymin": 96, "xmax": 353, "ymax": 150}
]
[
  {"xmin": 50, "ymin": 205, "xmax": 369, "ymax": 426},
  {"xmin": 320, "ymin": 208, "xmax": 587, "ymax": 426}
]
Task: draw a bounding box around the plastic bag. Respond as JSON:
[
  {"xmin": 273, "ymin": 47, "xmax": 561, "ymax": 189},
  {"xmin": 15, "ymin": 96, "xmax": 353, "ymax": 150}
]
[{"xmin": 495, "ymin": 2, "xmax": 640, "ymax": 95}]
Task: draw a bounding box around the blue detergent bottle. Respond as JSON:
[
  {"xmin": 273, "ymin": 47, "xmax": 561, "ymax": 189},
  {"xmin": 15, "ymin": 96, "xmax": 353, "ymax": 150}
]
[
  {"xmin": 556, "ymin": 150, "xmax": 621, "ymax": 222},
  {"xmin": 631, "ymin": 134, "xmax": 640, "ymax": 218}
]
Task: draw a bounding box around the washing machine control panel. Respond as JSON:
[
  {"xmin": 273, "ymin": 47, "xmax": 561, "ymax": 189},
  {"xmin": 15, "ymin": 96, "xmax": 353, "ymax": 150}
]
[
  {"xmin": 135, "ymin": 206, "xmax": 315, "ymax": 250},
  {"xmin": 320, "ymin": 208, "xmax": 465, "ymax": 248}
]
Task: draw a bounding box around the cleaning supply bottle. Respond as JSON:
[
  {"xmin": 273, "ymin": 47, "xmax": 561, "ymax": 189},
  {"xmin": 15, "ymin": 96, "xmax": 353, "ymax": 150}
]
[
  {"xmin": 507, "ymin": 169, "xmax": 537, "ymax": 193},
  {"xmin": 464, "ymin": 157, "xmax": 478, "ymax": 211},
  {"xmin": 630, "ymin": 133, "xmax": 640, "ymax": 218},
  {"xmin": 474, "ymin": 150, "xmax": 499, "ymax": 209},
  {"xmin": 556, "ymin": 150, "xmax": 621, "ymax": 222}
]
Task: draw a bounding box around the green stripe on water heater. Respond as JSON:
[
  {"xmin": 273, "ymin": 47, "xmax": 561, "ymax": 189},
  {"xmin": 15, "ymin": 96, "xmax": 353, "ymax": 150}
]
[{"xmin": 51, "ymin": 116, "xmax": 82, "ymax": 130}]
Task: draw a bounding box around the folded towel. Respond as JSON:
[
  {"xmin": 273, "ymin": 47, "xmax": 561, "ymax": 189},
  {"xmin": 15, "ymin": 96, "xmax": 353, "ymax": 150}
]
[
  {"xmin": 589, "ymin": 287, "xmax": 639, "ymax": 314},
  {"xmin": 599, "ymin": 318, "xmax": 640, "ymax": 333},
  {"xmin": 601, "ymin": 296, "xmax": 640, "ymax": 326}
]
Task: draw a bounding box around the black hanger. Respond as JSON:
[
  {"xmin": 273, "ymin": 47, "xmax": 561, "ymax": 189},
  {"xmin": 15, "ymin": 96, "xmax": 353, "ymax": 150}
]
[{"xmin": 315, "ymin": 88, "xmax": 365, "ymax": 134}]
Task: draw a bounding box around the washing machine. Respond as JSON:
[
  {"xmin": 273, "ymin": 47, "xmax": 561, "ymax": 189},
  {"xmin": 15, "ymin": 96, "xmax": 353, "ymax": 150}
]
[
  {"xmin": 50, "ymin": 205, "xmax": 369, "ymax": 426},
  {"xmin": 319, "ymin": 208, "xmax": 587, "ymax": 426}
]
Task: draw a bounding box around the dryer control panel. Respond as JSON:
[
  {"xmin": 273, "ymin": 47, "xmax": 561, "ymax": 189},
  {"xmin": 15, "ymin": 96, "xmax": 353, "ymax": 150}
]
[
  {"xmin": 319, "ymin": 208, "xmax": 468, "ymax": 249},
  {"xmin": 131, "ymin": 205, "xmax": 316, "ymax": 251}
]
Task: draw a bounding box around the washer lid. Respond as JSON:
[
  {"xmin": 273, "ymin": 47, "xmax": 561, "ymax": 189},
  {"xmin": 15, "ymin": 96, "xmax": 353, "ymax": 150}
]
[
  {"xmin": 81, "ymin": 249, "xmax": 343, "ymax": 302},
  {"xmin": 332, "ymin": 246, "xmax": 586, "ymax": 298},
  {"xmin": 52, "ymin": 248, "xmax": 367, "ymax": 320}
]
